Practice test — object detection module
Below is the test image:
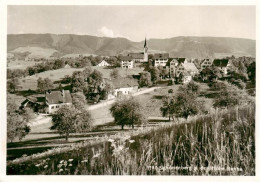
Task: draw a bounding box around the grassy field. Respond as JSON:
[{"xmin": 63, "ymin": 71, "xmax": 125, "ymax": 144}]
[
  {"xmin": 11, "ymin": 46, "xmax": 57, "ymax": 58},
  {"xmin": 7, "ymin": 60, "xmax": 39, "ymax": 70},
  {"xmin": 7, "ymin": 103, "xmax": 255, "ymax": 175},
  {"xmin": 18, "ymin": 66, "xmax": 144, "ymax": 91}
]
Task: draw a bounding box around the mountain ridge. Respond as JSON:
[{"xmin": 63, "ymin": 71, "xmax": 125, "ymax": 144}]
[{"xmin": 7, "ymin": 34, "xmax": 256, "ymax": 59}]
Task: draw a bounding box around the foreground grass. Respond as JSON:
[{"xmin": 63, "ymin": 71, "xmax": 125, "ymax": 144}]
[{"xmin": 7, "ymin": 103, "xmax": 254, "ymax": 175}]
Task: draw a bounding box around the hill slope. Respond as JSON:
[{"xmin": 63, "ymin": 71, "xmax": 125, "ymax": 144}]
[{"xmin": 7, "ymin": 34, "xmax": 256, "ymax": 58}]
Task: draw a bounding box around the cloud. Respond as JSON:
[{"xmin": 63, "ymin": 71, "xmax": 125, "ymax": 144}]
[
  {"xmin": 97, "ymin": 26, "xmax": 130, "ymax": 40},
  {"xmin": 98, "ymin": 26, "xmax": 114, "ymax": 38}
]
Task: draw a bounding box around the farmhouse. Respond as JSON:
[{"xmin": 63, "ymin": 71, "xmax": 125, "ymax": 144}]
[
  {"xmin": 153, "ymin": 53, "xmax": 169, "ymax": 67},
  {"xmin": 176, "ymin": 62, "xmax": 199, "ymax": 77},
  {"xmin": 213, "ymin": 58, "xmax": 232, "ymax": 75},
  {"xmin": 45, "ymin": 90, "xmax": 72, "ymax": 114},
  {"xmin": 106, "ymin": 77, "xmax": 139, "ymax": 98},
  {"xmin": 96, "ymin": 60, "xmax": 111, "ymax": 67},
  {"xmin": 20, "ymin": 95, "xmax": 45, "ymax": 112},
  {"xmin": 120, "ymin": 56, "xmax": 134, "ymax": 69}
]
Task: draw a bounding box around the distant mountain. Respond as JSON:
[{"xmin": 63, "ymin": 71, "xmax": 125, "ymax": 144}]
[{"xmin": 7, "ymin": 34, "xmax": 256, "ymax": 59}]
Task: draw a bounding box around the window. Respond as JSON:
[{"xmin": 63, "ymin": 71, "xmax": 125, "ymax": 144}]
[
  {"xmin": 51, "ymin": 106, "xmax": 54, "ymax": 109},
  {"xmin": 56, "ymin": 105, "xmax": 59, "ymax": 108}
]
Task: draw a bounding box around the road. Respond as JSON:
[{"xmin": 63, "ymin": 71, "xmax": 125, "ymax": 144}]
[{"xmin": 88, "ymin": 86, "xmax": 161, "ymax": 111}]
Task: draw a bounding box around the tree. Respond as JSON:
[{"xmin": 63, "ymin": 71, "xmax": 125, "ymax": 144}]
[
  {"xmin": 37, "ymin": 77, "xmax": 54, "ymax": 93},
  {"xmin": 7, "ymin": 99, "xmax": 30, "ymax": 142},
  {"xmin": 179, "ymin": 81, "xmax": 200, "ymax": 96},
  {"xmin": 7, "ymin": 78, "xmax": 20, "ymax": 93},
  {"xmin": 149, "ymin": 67, "xmax": 160, "ymax": 85},
  {"xmin": 247, "ymin": 62, "xmax": 255, "ymax": 84},
  {"xmin": 213, "ymin": 82, "xmax": 248, "ymax": 108},
  {"xmin": 160, "ymin": 96, "xmax": 174, "ymax": 121},
  {"xmin": 71, "ymin": 71, "xmax": 86, "ymax": 92},
  {"xmin": 37, "ymin": 77, "xmax": 45, "ymax": 93},
  {"xmin": 88, "ymin": 70, "xmax": 103, "ymax": 86},
  {"xmin": 110, "ymin": 69, "xmax": 120, "ymax": 79},
  {"xmin": 160, "ymin": 87, "xmax": 201, "ymax": 121},
  {"xmin": 44, "ymin": 78, "xmax": 54, "ymax": 91},
  {"xmin": 171, "ymin": 92, "xmax": 199, "ymax": 120},
  {"xmin": 161, "ymin": 68, "xmax": 169, "ymax": 79},
  {"xmin": 139, "ymin": 72, "xmax": 152, "ymax": 87},
  {"xmin": 82, "ymin": 67, "xmax": 93, "ymax": 78},
  {"xmin": 51, "ymin": 107, "xmax": 92, "ymax": 141},
  {"xmin": 110, "ymin": 98, "xmax": 145, "ymax": 129},
  {"xmin": 100, "ymin": 83, "xmax": 113, "ymax": 100},
  {"xmin": 71, "ymin": 92, "xmax": 87, "ymax": 111}
]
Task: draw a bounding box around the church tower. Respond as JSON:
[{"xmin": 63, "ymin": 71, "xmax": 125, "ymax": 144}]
[{"xmin": 143, "ymin": 37, "xmax": 148, "ymax": 62}]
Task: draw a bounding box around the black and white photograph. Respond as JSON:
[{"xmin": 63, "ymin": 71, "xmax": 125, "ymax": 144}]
[{"xmin": 0, "ymin": 1, "xmax": 258, "ymax": 181}]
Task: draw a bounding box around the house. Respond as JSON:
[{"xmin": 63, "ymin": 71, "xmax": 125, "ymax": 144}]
[
  {"xmin": 20, "ymin": 95, "xmax": 46, "ymax": 112},
  {"xmin": 45, "ymin": 90, "xmax": 72, "ymax": 114},
  {"xmin": 181, "ymin": 71, "xmax": 192, "ymax": 84},
  {"xmin": 200, "ymin": 58, "xmax": 213, "ymax": 71},
  {"xmin": 105, "ymin": 77, "xmax": 139, "ymax": 99},
  {"xmin": 120, "ymin": 56, "xmax": 134, "ymax": 69},
  {"xmin": 169, "ymin": 59, "xmax": 179, "ymax": 77},
  {"xmin": 182, "ymin": 62, "xmax": 199, "ymax": 76},
  {"xmin": 212, "ymin": 59, "xmax": 232, "ymax": 75},
  {"xmin": 176, "ymin": 62, "xmax": 199, "ymax": 79},
  {"xmin": 64, "ymin": 64, "xmax": 71, "ymax": 69},
  {"xmin": 96, "ymin": 60, "xmax": 111, "ymax": 67},
  {"xmin": 153, "ymin": 53, "xmax": 169, "ymax": 67}
]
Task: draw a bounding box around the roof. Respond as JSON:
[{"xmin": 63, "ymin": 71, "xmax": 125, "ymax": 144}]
[
  {"xmin": 153, "ymin": 53, "xmax": 169, "ymax": 59},
  {"xmin": 119, "ymin": 55, "xmax": 132, "ymax": 61},
  {"xmin": 213, "ymin": 59, "xmax": 229, "ymax": 67},
  {"xmin": 46, "ymin": 90, "xmax": 72, "ymax": 105},
  {"xmin": 97, "ymin": 60, "xmax": 110, "ymax": 66},
  {"xmin": 201, "ymin": 58, "xmax": 213, "ymax": 65},
  {"xmin": 176, "ymin": 58, "xmax": 186, "ymax": 64},
  {"xmin": 129, "ymin": 53, "xmax": 144, "ymax": 59},
  {"xmin": 64, "ymin": 64, "xmax": 71, "ymax": 68},
  {"xmin": 182, "ymin": 62, "xmax": 199, "ymax": 72},
  {"xmin": 105, "ymin": 77, "xmax": 138, "ymax": 89},
  {"xmin": 177, "ymin": 70, "xmax": 191, "ymax": 77}
]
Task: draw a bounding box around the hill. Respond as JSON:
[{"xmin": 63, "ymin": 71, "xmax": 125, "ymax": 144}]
[{"xmin": 7, "ymin": 34, "xmax": 256, "ymax": 59}]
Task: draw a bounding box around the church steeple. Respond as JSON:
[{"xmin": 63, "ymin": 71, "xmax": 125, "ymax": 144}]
[{"xmin": 143, "ymin": 37, "xmax": 148, "ymax": 62}]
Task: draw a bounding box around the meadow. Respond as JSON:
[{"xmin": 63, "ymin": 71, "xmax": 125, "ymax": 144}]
[
  {"xmin": 7, "ymin": 103, "xmax": 255, "ymax": 175},
  {"xmin": 7, "ymin": 60, "xmax": 39, "ymax": 70},
  {"xmin": 18, "ymin": 66, "xmax": 143, "ymax": 91}
]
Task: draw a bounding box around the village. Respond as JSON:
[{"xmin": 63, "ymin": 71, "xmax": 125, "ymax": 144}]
[{"xmin": 8, "ymin": 38, "xmax": 253, "ymax": 115}]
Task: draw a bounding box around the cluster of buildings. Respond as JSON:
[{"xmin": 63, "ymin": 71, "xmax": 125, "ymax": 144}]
[
  {"xmin": 20, "ymin": 38, "xmax": 235, "ymax": 114},
  {"xmin": 119, "ymin": 38, "xmax": 233, "ymax": 84}
]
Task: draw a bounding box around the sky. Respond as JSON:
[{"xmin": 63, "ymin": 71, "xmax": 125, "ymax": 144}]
[{"xmin": 7, "ymin": 6, "xmax": 256, "ymax": 42}]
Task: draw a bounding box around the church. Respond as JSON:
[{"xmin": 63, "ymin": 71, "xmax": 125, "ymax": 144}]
[{"xmin": 127, "ymin": 38, "xmax": 148, "ymax": 63}]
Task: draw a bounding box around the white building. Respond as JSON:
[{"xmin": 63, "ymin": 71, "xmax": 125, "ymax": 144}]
[
  {"xmin": 96, "ymin": 60, "xmax": 111, "ymax": 67},
  {"xmin": 169, "ymin": 59, "xmax": 178, "ymax": 77},
  {"xmin": 120, "ymin": 56, "xmax": 134, "ymax": 69},
  {"xmin": 153, "ymin": 53, "xmax": 169, "ymax": 67},
  {"xmin": 45, "ymin": 90, "xmax": 72, "ymax": 114},
  {"xmin": 106, "ymin": 77, "xmax": 139, "ymax": 99}
]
